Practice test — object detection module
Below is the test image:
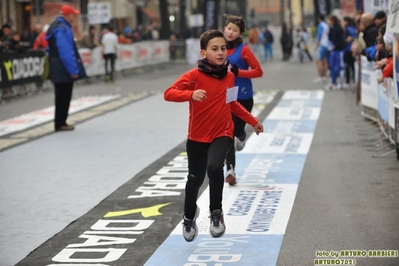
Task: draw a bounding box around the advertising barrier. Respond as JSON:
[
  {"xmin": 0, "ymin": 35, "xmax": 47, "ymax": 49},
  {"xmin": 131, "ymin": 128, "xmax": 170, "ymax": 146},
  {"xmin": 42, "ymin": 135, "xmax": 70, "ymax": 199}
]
[
  {"xmin": 0, "ymin": 41, "xmax": 170, "ymax": 90},
  {"xmin": 80, "ymin": 40, "xmax": 170, "ymax": 77},
  {"xmin": 0, "ymin": 50, "xmax": 45, "ymax": 88}
]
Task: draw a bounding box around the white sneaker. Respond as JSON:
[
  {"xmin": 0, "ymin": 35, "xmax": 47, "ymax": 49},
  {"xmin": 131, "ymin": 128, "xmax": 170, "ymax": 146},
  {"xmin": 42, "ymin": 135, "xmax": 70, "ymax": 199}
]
[
  {"xmin": 209, "ymin": 209, "xmax": 226, "ymax": 238},
  {"xmin": 225, "ymin": 167, "xmax": 237, "ymax": 186},
  {"xmin": 322, "ymin": 77, "xmax": 329, "ymax": 83},
  {"xmin": 324, "ymin": 83, "xmax": 333, "ymax": 91},
  {"xmin": 342, "ymin": 83, "xmax": 350, "ymax": 90},
  {"xmin": 234, "ymin": 137, "xmax": 246, "ymax": 151},
  {"xmin": 313, "ymin": 77, "xmax": 323, "ymax": 84},
  {"xmin": 182, "ymin": 207, "xmax": 200, "ymax": 242}
]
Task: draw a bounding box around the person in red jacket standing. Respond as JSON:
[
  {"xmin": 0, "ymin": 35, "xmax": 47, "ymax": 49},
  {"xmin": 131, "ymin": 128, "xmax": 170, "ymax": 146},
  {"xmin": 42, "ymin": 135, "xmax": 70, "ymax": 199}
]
[
  {"xmin": 33, "ymin": 24, "xmax": 49, "ymax": 50},
  {"xmin": 164, "ymin": 30, "xmax": 263, "ymax": 242}
]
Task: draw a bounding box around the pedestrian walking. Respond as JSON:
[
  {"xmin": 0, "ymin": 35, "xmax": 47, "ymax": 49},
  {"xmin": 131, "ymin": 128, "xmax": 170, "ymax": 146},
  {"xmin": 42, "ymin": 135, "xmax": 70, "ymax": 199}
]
[
  {"xmin": 223, "ymin": 14, "xmax": 263, "ymax": 185},
  {"xmin": 101, "ymin": 25, "xmax": 118, "ymax": 82},
  {"xmin": 325, "ymin": 15, "xmax": 346, "ymax": 91},
  {"xmin": 313, "ymin": 15, "xmax": 330, "ymax": 83},
  {"xmin": 263, "ymin": 25, "xmax": 274, "ymax": 60},
  {"xmin": 164, "ymin": 30, "xmax": 263, "ymax": 242},
  {"xmin": 296, "ymin": 27, "xmax": 313, "ymax": 63},
  {"xmin": 46, "ymin": 5, "xmax": 87, "ymax": 131}
]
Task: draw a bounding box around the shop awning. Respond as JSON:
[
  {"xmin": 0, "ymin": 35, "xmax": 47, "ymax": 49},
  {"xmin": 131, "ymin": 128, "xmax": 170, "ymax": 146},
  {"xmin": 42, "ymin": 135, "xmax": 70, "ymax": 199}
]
[{"xmin": 140, "ymin": 7, "xmax": 160, "ymax": 23}]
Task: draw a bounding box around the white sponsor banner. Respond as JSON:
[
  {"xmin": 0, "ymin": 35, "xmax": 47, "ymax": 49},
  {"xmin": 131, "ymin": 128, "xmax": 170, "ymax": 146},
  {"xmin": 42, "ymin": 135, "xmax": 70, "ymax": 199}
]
[
  {"xmin": 88, "ymin": 2, "xmax": 111, "ymax": 25},
  {"xmin": 371, "ymin": 0, "xmax": 390, "ymax": 11},
  {"xmin": 79, "ymin": 41, "xmax": 170, "ymax": 77},
  {"xmin": 267, "ymin": 107, "xmax": 321, "ymax": 120},
  {"xmin": 386, "ymin": 0, "xmax": 399, "ymax": 33},
  {"xmin": 360, "ymin": 56, "xmax": 379, "ymax": 110},
  {"xmin": 388, "ymin": 78, "xmax": 397, "ymax": 129},
  {"xmin": 171, "ymin": 184, "xmax": 298, "ymax": 235},
  {"xmin": 0, "ymin": 95, "xmax": 120, "ymax": 137},
  {"xmin": 241, "ymin": 133, "xmax": 314, "ymax": 154},
  {"xmin": 282, "ymin": 90, "xmax": 324, "ymax": 100}
]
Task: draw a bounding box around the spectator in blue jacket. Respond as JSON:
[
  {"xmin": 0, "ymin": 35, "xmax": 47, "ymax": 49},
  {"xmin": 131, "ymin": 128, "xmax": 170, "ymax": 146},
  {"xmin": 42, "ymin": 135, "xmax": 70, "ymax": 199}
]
[{"xmin": 46, "ymin": 5, "xmax": 86, "ymax": 131}]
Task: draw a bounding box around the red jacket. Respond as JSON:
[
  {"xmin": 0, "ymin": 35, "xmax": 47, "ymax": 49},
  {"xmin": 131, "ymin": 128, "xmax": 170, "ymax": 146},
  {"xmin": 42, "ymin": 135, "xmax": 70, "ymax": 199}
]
[
  {"xmin": 164, "ymin": 69, "xmax": 259, "ymax": 143},
  {"xmin": 33, "ymin": 32, "xmax": 48, "ymax": 49},
  {"xmin": 382, "ymin": 57, "xmax": 393, "ymax": 78}
]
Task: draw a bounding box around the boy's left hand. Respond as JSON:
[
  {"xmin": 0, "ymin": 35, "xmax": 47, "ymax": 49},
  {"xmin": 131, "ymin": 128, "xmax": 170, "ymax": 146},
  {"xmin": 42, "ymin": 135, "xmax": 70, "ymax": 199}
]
[{"xmin": 253, "ymin": 122, "xmax": 264, "ymax": 135}]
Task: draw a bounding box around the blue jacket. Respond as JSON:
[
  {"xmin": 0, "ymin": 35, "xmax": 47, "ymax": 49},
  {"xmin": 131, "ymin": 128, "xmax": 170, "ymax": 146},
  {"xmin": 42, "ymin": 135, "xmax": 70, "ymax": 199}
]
[
  {"xmin": 345, "ymin": 25, "xmax": 357, "ymax": 52},
  {"xmin": 46, "ymin": 17, "xmax": 85, "ymax": 83},
  {"xmin": 227, "ymin": 44, "xmax": 253, "ymax": 100}
]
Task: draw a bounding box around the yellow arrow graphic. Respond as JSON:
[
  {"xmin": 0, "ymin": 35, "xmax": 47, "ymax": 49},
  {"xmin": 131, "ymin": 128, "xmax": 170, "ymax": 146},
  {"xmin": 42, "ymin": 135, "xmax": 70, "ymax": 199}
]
[{"xmin": 104, "ymin": 202, "xmax": 172, "ymax": 218}]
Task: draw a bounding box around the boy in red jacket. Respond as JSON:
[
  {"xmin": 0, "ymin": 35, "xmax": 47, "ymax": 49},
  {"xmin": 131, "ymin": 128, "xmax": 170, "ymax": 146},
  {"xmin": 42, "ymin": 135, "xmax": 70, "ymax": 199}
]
[{"xmin": 164, "ymin": 30, "xmax": 263, "ymax": 242}]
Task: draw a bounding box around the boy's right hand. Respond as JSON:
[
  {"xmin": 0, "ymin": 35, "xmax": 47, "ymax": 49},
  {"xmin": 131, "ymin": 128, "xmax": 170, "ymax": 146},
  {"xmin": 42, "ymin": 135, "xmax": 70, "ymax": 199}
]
[
  {"xmin": 192, "ymin": 89, "xmax": 207, "ymax": 102},
  {"xmin": 253, "ymin": 122, "xmax": 264, "ymax": 135}
]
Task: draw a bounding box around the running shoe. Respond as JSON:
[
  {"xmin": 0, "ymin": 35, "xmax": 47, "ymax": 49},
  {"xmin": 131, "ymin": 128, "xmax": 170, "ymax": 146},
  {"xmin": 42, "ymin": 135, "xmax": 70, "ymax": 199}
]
[
  {"xmin": 313, "ymin": 77, "xmax": 323, "ymax": 84},
  {"xmin": 234, "ymin": 137, "xmax": 246, "ymax": 151},
  {"xmin": 225, "ymin": 167, "xmax": 237, "ymax": 186},
  {"xmin": 182, "ymin": 207, "xmax": 200, "ymax": 242},
  {"xmin": 209, "ymin": 209, "xmax": 225, "ymax": 238}
]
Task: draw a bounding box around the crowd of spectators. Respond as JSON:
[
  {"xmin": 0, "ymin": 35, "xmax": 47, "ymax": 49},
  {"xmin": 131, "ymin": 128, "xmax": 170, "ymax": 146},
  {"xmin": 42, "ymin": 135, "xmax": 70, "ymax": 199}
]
[
  {"xmin": 310, "ymin": 10, "xmax": 391, "ymax": 91},
  {"xmin": 0, "ymin": 23, "xmax": 49, "ymax": 53},
  {"xmin": 0, "ymin": 22, "xmax": 161, "ymax": 53}
]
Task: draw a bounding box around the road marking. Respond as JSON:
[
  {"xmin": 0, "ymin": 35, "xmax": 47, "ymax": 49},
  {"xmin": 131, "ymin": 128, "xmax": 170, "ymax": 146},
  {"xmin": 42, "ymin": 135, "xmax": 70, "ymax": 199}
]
[{"xmin": 0, "ymin": 92, "xmax": 151, "ymax": 151}]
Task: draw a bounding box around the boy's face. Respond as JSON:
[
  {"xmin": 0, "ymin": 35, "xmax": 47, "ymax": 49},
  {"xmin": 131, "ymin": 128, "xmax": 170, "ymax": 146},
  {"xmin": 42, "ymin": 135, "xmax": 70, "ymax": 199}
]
[
  {"xmin": 224, "ymin": 22, "xmax": 241, "ymax": 41},
  {"xmin": 201, "ymin": 37, "xmax": 227, "ymax": 65}
]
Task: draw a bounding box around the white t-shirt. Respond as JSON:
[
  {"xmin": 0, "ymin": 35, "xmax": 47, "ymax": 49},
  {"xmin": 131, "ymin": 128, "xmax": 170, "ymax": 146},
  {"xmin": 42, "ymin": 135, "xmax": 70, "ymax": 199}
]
[
  {"xmin": 318, "ymin": 21, "xmax": 330, "ymax": 47},
  {"xmin": 101, "ymin": 31, "xmax": 118, "ymax": 54}
]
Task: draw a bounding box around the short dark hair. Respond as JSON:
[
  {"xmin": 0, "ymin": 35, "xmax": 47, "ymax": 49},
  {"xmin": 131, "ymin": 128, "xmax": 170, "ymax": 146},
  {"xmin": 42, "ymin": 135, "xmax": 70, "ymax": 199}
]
[
  {"xmin": 328, "ymin": 14, "xmax": 340, "ymax": 26},
  {"xmin": 200, "ymin": 30, "xmax": 225, "ymax": 50},
  {"xmin": 318, "ymin": 14, "xmax": 325, "ymax": 21},
  {"xmin": 2, "ymin": 24, "xmax": 11, "ymax": 30},
  {"xmin": 374, "ymin": 11, "xmax": 386, "ymax": 20},
  {"xmin": 224, "ymin": 14, "xmax": 246, "ymax": 33}
]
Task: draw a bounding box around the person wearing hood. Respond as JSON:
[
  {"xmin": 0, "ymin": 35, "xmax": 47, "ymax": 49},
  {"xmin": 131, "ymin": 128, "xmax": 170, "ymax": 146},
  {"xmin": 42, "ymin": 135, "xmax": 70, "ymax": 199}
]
[{"xmin": 46, "ymin": 5, "xmax": 87, "ymax": 131}]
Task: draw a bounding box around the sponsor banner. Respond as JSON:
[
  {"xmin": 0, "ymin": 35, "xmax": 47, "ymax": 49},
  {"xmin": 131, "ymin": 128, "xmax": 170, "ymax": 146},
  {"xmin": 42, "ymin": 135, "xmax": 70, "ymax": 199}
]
[
  {"xmin": 0, "ymin": 50, "xmax": 45, "ymax": 88},
  {"xmin": 88, "ymin": 2, "xmax": 111, "ymax": 24},
  {"xmin": 82, "ymin": 41, "xmax": 170, "ymax": 77},
  {"xmin": 145, "ymin": 234, "xmax": 283, "ymax": 266},
  {"xmin": 360, "ymin": 56, "xmax": 379, "ymax": 111},
  {"xmin": 386, "ymin": 0, "xmax": 399, "ymax": 33},
  {"xmin": 263, "ymin": 120, "xmax": 317, "ymax": 134},
  {"xmin": 203, "ymin": 0, "xmax": 219, "ymax": 31},
  {"xmin": 282, "ymin": 90, "xmax": 324, "ymax": 100},
  {"xmin": 388, "ymin": 79, "xmax": 397, "ymax": 129},
  {"xmin": 277, "ymin": 99, "xmax": 323, "ymax": 108},
  {"xmin": 267, "ymin": 107, "xmax": 321, "ymax": 121},
  {"xmin": 377, "ymin": 76, "xmax": 389, "ymax": 123},
  {"xmin": 233, "ymin": 154, "xmax": 306, "ymax": 184},
  {"xmin": 170, "ymin": 183, "xmax": 298, "ymax": 236},
  {"xmin": 241, "ymin": 133, "xmax": 314, "ymax": 155},
  {"xmin": 371, "ymin": 0, "xmax": 390, "ymax": 11},
  {"xmin": 0, "ymin": 95, "xmax": 120, "ymax": 137}
]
